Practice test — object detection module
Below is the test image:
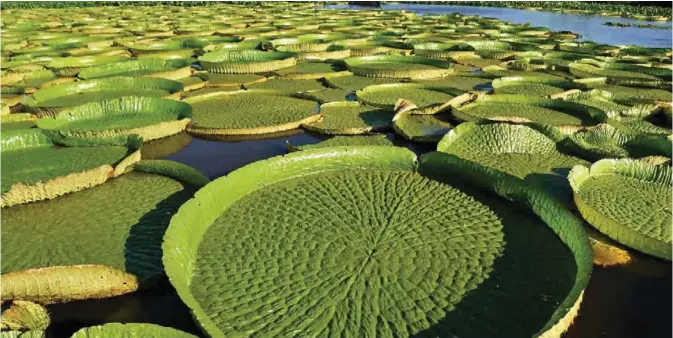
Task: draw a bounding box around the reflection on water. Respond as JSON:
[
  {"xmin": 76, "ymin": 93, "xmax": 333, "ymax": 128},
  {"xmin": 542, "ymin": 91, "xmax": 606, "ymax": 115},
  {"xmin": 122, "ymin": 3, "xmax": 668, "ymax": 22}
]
[
  {"xmin": 325, "ymin": 4, "xmax": 672, "ymax": 48},
  {"xmin": 164, "ymin": 130, "xmax": 325, "ymax": 179}
]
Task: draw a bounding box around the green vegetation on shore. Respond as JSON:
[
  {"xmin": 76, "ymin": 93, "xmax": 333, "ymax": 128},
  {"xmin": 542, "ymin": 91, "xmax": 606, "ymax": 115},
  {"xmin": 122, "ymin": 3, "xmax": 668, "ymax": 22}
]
[{"xmin": 603, "ymin": 21, "xmax": 672, "ymax": 30}]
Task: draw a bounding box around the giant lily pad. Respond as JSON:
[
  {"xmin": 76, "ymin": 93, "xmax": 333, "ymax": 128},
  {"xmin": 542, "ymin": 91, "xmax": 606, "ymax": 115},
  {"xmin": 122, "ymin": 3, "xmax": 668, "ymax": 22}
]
[
  {"xmin": 77, "ymin": 59, "xmax": 192, "ymax": 80},
  {"xmin": 302, "ymin": 101, "xmax": 393, "ymax": 135},
  {"xmin": 356, "ymin": 83, "xmax": 465, "ymax": 114},
  {"xmin": 275, "ymin": 60, "xmax": 351, "ymax": 80},
  {"xmin": 344, "ymin": 55, "xmax": 452, "ymax": 79},
  {"xmin": 44, "ymin": 55, "xmax": 130, "ymax": 77},
  {"xmin": 196, "ymin": 73, "xmax": 267, "ymax": 87},
  {"xmin": 198, "ymin": 50, "xmax": 297, "ymax": 74},
  {"xmin": 270, "ymin": 33, "xmax": 349, "ymax": 52},
  {"xmin": 491, "ymin": 76, "xmax": 580, "ymax": 96},
  {"xmin": 566, "ymin": 123, "xmax": 672, "ymax": 161},
  {"xmin": 593, "ymin": 84, "xmax": 672, "ymax": 106},
  {"xmin": 569, "ymin": 59, "xmax": 664, "ymax": 82},
  {"xmin": 324, "ymin": 75, "xmax": 402, "ymax": 91},
  {"xmin": 0, "ymin": 130, "xmax": 141, "ymax": 207},
  {"xmin": 71, "ymin": 323, "xmax": 197, "ymax": 338},
  {"xmin": 1, "ymin": 160, "xmax": 208, "ymax": 279},
  {"xmin": 569, "ymin": 159, "xmax": 672, "ymax": 260},
  {"xmin": 564, "ymin": 89, "xmax": 660, "ymax": 118},
  {"xmin": 21, "ymin": 77, "xmax": 184, "ymax": 117},
  {"xmin": 438, "ymin": 121, "xmax": 589, "ymax": 202},
  {"xmin": 36, "ymin": 96, "xmax": 192, "ymax": 141},
  {"xmin": 1, "ymin": 113, "xmax": 37, "ymax": 131},
  {"xmin": 414, "ymin": 76, "xmax": 492, "ymax": 92},
  {"xmin": 245, "ymin": 78, "xmax": 326, "ymax": 93},
  {"xmin": 185, "ymin": 90, "xmax": 320, "ymax": 136},
  {"xmin": 453, "ymin": 94, "xmax": 606, "ymax": 126},
  {"xmin": 286, "ymin": 134, "xmax": 395, "ymax": 152},
  {"xmin": 163, "ymin": 146, "xmax": 591, "ymax": 338}
]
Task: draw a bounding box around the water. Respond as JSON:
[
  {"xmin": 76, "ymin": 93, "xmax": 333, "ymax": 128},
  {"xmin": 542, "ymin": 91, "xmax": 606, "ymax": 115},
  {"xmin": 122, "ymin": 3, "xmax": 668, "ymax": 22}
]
[{"xmin": 325, "ymin": 3, "xmax": 672, "ymax": 48}]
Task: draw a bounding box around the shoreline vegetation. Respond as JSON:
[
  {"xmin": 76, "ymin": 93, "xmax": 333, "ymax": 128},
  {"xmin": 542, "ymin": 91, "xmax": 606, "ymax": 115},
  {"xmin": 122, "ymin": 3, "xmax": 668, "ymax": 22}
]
[
  {"xmin": 603, "ymin": 21, "xmax": 672, "ymax": 30},
  {"xmin": 346, "ymin": 1, "xmax": 673, "ymax": 22}
]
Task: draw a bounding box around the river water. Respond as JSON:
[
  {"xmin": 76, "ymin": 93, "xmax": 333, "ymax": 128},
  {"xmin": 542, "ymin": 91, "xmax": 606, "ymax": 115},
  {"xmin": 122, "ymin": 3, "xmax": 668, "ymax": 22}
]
[{"xmin": 326, "ymin": 3, "xmax": 672, "ymax": 48}]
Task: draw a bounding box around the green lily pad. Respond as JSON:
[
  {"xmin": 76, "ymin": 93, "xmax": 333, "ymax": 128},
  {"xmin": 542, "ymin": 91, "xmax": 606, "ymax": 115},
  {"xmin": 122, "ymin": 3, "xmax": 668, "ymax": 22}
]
[
  {"xmin": 245, "ymin": 78, "xmax": 326, "ymax": 93},
  {"xmin": 71, "ymin": 323, "xmax": 197, "ymax": 338},
  {"xmin": 570, "ymin": 159, "xmax": 672, "ymax": 260},
  {"xmin": 287, "ymin": 134, "xmax": 394, "ymax": 152},
  {"xmin": 45, "ymin": 55, "xmax": 130, "ymax": 77},
  {"xmin": 198, "ymin": 50, "xmax": 297, "ymax": 74},
  {"xmin": 345, "ymin": 55, "xmax": 452, "ymax": 79},
  {"xmin": 295, "ymin": 88, "xmax": 353, "ymax": 103},
  {"xmin": 491, "ymin": 76, "xmax": 580, "ymax": 96},
  {"xmin": 594, "ymin": 84, "xmax": 672, "ymax": 105},
  {"xmin": 196, "ymin": 73, "xmax": 267, "ymax": 87},
  {"xmin": 392, "ymin": 109, "xmax": 454, "ymax": 142},
  {"xmin": 565, "ymin": 89, "xmax": 659, "ymax": 117},
  {"xmin": 78, "ymin": 59, "xmax": 192, "ymax": 80},
  {"xmin": 438, "ymin": 121, "xmax": 589, "ymax": 202},
  {"xmin": 324, "ymin": 75, "xmax": 402, "ymax": 91},
  {"xmin": 1, "ymin": 160, "xmax": 207, "ymax": 279},
  {"xmin": 569, "ymin": 60, "xmax": 662, "ymax": 82},
  {"xmin": 1, "ymin": 129, "xmax": 142, "ymax": 207},
  {"xmin": 453, "ymin": 94, "xmax": 606, "ymax": 126},
  {"xmin": 185, "ymin": 90, "xmax": 320, "ymax": 136},
  {"xmin": 414, "ymin": 76, "xmax": 492, "ymax": 92},
  {"xmin": 356, "ymin": 83, "xmax": 463, "ymax": 113},
  {"xmin": 302, "ymin": 101, "xmax": 393, "ymax": 135},
  {"xmin": 275, "ymin": 60, "xmax": 351, "ymax": 79},
  {"xmin": 21, "ymin": 77, "xmax": 184, "ymax": 116},
  {"xmin": 566, "ymin": 124, "xmax": 672, "ymax": 161},
  {"xmin": 36, "ymin": 96, "xmax": 193, "ymax": 141},
  {"xmin": 163, "ymin": 146, "xmax": 591, "ymax": 338}
]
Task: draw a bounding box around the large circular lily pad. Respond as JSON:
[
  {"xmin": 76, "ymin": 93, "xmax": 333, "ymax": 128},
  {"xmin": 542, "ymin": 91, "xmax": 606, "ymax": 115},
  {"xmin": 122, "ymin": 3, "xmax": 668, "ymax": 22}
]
[
  {"xmin": 438, "ymin": 121, "xmax": 589, "ymax": 202},
  {"xmin": 44, "ymin": 55, "xmax": 130, "ymax": 77},
  {"xmin": 453, "ymin": 94, "xmax": 606, "ymax": 126},
  {"xmin": 36, "ymin": 96, "xmax": 193, "ymax": 141},
  {"xmin": 356, "ymin": 83, "xmax": 464, "ymax": 113},
  {"xmin": 185, "ymin": 90, "xmax": 320, "ymax": 136},
  {"xmin": 164, "ymin": 146, "xmax": 591, "ymax": 338},
  {"xmin": 1, "ymin": 129, "xmax": 142, "ymax": 208},
  {"xmin": 71, "ymin": 323, "xmax": 197, "ymax": 338},
  {"xmin": 570, "ymin": 159, "xmax": 672, "ymax": 260},
  {"xmin": 1, "ymin": 160, "xmax": 208, "ymax": 279},
  {"xmin": 198, "ymin": 50, "xmax": 297, "ymax": 74},
  {"xmin": 21, "ymin": 77, "xmax": 184, "ymax": 117},
  {"xmin": 324, "ymin": 75, "xmax": 402, "ymax": 91},
  {"xmin": 344, "ymin": 55, "xmax": 452, "ymax": 79},
  {"xmin": 77, "ymin": 59, "xmax": 192, "ymax": 80},
  {"xmin": 302, "ymin": 101, "xmax": 393, "ymax": 135}
]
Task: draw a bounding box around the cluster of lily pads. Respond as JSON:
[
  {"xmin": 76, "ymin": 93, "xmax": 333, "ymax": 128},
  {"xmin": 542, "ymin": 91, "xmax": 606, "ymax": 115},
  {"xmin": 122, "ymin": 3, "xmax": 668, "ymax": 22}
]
[{"xmin": 1, "ymin": 2, "xmax": 671, "ymax": 338}]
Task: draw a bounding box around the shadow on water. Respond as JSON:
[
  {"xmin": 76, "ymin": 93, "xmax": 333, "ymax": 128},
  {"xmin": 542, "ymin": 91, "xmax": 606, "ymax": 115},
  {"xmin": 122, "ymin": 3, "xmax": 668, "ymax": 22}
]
[
  {"xmin": 565, "ymin": 265, "xmax": 672, "ymax": 338},
  {"xmin": 46, "ymin": 275, "xmax": 202, "ymax": 338},
  {"xmin": 124, "ymin": 188, "xmax": 196, "ymax": 279},
  {"xmin": 165, "ymin": 130, "xmax": 326, "ymax": 180},
  {"xmin": 411, "ymin": 173, "xmax": 577, "ymax": 337}
]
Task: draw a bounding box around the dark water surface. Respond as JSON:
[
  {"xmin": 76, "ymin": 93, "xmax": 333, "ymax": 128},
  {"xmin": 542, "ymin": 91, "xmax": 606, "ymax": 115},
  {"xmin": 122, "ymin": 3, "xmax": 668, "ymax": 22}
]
[{"xmin": 130, "ymin": 4, "xmax": 673, "ymax": 338}]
